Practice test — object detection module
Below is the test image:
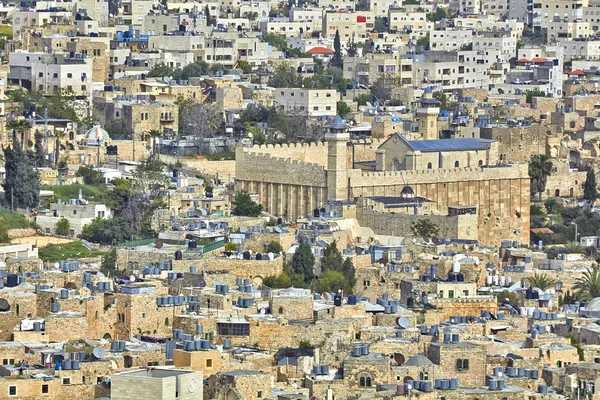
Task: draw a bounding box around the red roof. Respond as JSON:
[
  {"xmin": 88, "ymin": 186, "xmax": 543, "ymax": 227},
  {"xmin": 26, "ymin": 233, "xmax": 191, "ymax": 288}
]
[
  {"xmin": 307, "ymin": 46, "xmax": 335, "ymax": 54},
  {"xmin": 531, "ymin": 57, "xmax": 548, "ymax": 63},
  {"xmin": 516, "ymin": 58, "xmax": 530, "ymax": 63},
  {"xmin": 567, "ymin": 69, "xmax": 586, "ymax": 75}
]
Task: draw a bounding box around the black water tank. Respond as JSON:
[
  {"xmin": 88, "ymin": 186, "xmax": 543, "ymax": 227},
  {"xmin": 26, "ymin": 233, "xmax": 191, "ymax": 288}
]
[
  {"xmin": 334, "ymin": 294, "xmax": 342, "ymax": 307},
  {"xmin": 175, "ymin": 250, "xmax": 183, "ymax": 260},
  {"xmin": 6, "ymin": 274, "xmax": 18, "ymax": 287}
]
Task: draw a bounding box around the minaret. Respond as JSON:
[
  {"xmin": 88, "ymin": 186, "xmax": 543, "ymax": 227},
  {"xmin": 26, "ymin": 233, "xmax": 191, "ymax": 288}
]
[
  {"xmin": 416, "ymin": 87, "xmax": 441, "ymax": 140},
  {"xmin": 325, "ymin": 115, "xmax": 349, "ymax": 202}
]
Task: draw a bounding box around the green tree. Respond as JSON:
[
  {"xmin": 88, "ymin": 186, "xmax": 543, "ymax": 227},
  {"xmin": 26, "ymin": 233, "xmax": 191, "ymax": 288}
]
[
  {"xmin": 238, "ymin": 60, "xmax": 253, "ymax": 74},
  {"xmin": 53, "ymin": 130, "xmax": 67, "ymax": 168},
  {"xmin": 76, "ymin": 165, "xmax": 105, "ymax": 185},
  {"xmin": 55, "ymin": 217, "xmax": 71, "ymax": 236},
  {"xmin": 417, "ymin": 33, "xmax": 430, "ymax": 51},
  {"xmin": 81, "ymin": 217, "xmax": 135, "ymax": 245},
  {"xmin": 146, "ymin": 62, "xmax": 175, "ymax": 78},
  {"xmin": 433, "ymin": 91, "xmax": 448, "ymax": 109},
  {"xmin": 291, "ymin": 241, "xmax": 315, "ymax": 283},
  {"xmin": 316, "ymin": 270, "xmax": 352, "ymax": 294},
  {"xmin": 573, "ymin": 264, "xmax": 600, "ymax": 301},
  {"xmin": 205, "ymin": 4, "xmax": 215, "ymax": 26},
  {"xmin": 529, "ymin": 155, "xmax": 553, "ymax": 200},
  {"xmin": 525, "ymin": 88, "xmax": 546, "ymax": 103},
  {"xmin": 496, "ymin": 290, "xmax": 520, "ymax": 305},
  {"xmin": 263, "ymin": 272, "xmax": 292, "ymax": 288},
  {"xmin": 584, "ymin": 169, "xmax": 598, "ymax": 203},
  {"xmin": 313, "ymin": 58, "xmax": 325, "ymax": 75},
  {"xmin": 322, "ymin": 241, "xmax": 344, "ymax": 272},
  {"xmin": 410, "ymin": 219, "xmax": 439, "ymax": 240},
  {"xmin": 337, "ymin": 101, "xmax": 352, "ymax": 118},
  {"xmin": 231, "ymin": 190, "xmax": 263, "ymax": 217},
  {"xmin": 180, "ymin": 60, "xmax": 210, "ymax": 80},
  {"xmin": 33, "ymin": 130, "xmax": 45, "ymax": 167},
  {"xmin": 346, "ymin": 39, "xmax": 358, "ymax": 57},
  {"xmin": 3, "ymin": 141, "xmax": 40, "ymax": 209},
  {"xmin": 266, "ymin": 240, "xmax": 283, "ymax": 254},
  {"xmin": 224, "ymin": 242, "xmax": 237, "ymax": 251},
  {"xmin": 262, "ymin": 33, "xmax": 289, "ymax": 51},
  {"xmin": 525, "ymin": 273, "xmax": 556, "ymax": 291},
  {"xmin": 341, "ymin": 257, "xmax": 356, "ymax": 289},
  {"xmin": 100, "ymin": 247, "xmax": 118, "ymax": 276},
  {"xmin": 147, "ymin": 129, "xmax": 163, "ymax": 160},
  {"xmin": 331, "ymin": 30, "xmax": 343, "ymax": 68},
  {"xmin": 426, "ymin": 8, "xmax": 451, "ymax": 21},
  {"xmin": 6, "ymin": 118, "xmax": 32, "ymax": 149},
  {"xmin": 374, "ymin": 16, "xmax": 387, "ymax": 32},
  {"xmin": 354, "ymin": 93, "xmax": 372, "ymax": 106}
]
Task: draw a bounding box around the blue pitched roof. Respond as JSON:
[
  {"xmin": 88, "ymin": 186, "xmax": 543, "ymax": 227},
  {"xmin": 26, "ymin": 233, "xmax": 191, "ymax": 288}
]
[{"xmin": 397, "ymin": 134, "xmax": 495, "ymax": 152}]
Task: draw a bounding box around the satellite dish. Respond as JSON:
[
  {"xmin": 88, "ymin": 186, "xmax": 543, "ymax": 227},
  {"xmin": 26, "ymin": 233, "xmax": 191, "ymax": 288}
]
[
  {"xmin": 397, "ymin": 317, "xmax": 410, "ymax": 329},
  {"xmin": 394, "ymin": 353, "xmax": 406, "ymax": 365},
  {"xmin": 54, "ymin": 262, "xmax": 60, "ymax": 269},
  {"xmin": 155, "ymin": 240, "xmax": 164, "ymax": 249},
  {"xmin": 342, "ymin": 297, "xmax": 348, "ymax": 304},
  {"xmin": 129, "ymin": 275, "xmax": 137, "ymax": 282},
  {"xmin": 406, "ymin": 383, "xmax": 413, "ymax": 390},
  {"xmin": 322, "ymin": 292, "xmax": 331, "ymax": 302},
  {"xmin": 497, "ymin": 371, "xmax": 503, "ymax": 377},
  {"xmin": 260, "ymin": 308, "xmax": 266, "ymax": 314},
  {"xmin": 0, "ymin": 298, "xmax": 10, "ymax": 312},
  {"xmin": 92, "ymin": 347, "xmax": 105, "ymax": 360},
  {"xmin": 366, "ymin": 101, "xmax": 373, "ymax": 107}
]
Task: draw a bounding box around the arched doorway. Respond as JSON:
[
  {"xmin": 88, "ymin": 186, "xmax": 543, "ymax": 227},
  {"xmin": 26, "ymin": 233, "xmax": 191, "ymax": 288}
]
[
  {"xmin": 569, "ymin": 187, "xmax": 574, "ymax": 197},
  {"xmin": 555, "ymin": 189, "xmax": 560, "ymax": 197}
]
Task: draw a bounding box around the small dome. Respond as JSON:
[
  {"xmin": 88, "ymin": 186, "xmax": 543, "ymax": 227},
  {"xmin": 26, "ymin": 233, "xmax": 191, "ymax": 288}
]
[
  {"xmin": 400, "ymin": 186, "xmax": 414, "ymax": 198},
  {"xmin": 424, "ymin": 86, "xmax": 433, "ymax": 94},
  {"xmin": 82, "ymin": 125, "xmax": 110, "ymax": 146}
]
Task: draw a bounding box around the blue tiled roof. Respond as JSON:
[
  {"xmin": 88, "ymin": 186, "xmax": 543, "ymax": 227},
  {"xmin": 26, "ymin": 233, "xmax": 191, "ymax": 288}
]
[{"xmin": 398, "ymin": 134, "xmax": 495, "ymax": 152}]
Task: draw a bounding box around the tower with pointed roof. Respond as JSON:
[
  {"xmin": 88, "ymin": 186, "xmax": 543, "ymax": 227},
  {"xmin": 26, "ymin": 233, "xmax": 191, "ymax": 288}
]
[
  {"xmin": 416, "ymin": 87, "xmax": 441, "ymax": 140},
  {"xmin": 325, "ymin": 115, "xmax": 349, "ymax": 202}
]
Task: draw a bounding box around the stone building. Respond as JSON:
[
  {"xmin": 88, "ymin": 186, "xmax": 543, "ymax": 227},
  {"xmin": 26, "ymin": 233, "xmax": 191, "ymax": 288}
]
[
  {"xmin": 427, "ymin": 340, "xmax": 487, "ymax": 388},
  {"xmin": 111, "ymin": 368, "xmax": 203, "ymax": 400},
  {"xmin": 35, "ymin": 197, "xmax": 111, "ymax": 237},
  {"xmin": 235, "ymin": 124, "xmax": 530, "ymax": 245},
  {"xmin": 205, "ymin": 370, "xmax": 271, "ymax": 400}
]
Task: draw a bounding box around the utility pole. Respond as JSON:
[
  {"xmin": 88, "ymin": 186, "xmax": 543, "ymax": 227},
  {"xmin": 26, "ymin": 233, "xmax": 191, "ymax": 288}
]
[{"xmin": 132, "ymin": 132, "xmax": 135, "ymax": 162}]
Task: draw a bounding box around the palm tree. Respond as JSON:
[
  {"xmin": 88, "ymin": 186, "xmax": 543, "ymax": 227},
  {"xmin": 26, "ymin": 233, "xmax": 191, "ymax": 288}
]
[
  {"xmin": 573, "ymin": 264, "xmax": 600, "ymax": 301},
  {"xmin": 525, "ymin": 273, "xmax": 556, "ymax": 291},
  {"xmin": 54, "ymin": 130, "xmax": 67, "ymax": 168},
  {"xmin": 6, "ymin": 119, "xmax": 32, "ymax": 149},
  {"xmin": 529, "ymin": 155, "xmax": 553, "ymax": 200},
  {"xmin": 147, "ymin": 129, "xmax": 162, "ymax": 160}
]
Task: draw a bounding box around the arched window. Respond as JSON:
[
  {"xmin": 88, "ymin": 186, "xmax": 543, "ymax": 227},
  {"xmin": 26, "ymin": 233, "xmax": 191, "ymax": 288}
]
[
  {"xmin": 140, "ymin": 113, "xmax": 144, "ymax": 120},
  {"xmin": 165, "ymin": 318, "xmax": 169, "ymax": 326},
  {"xmin": 145, "ymin": 113, "xmax": 149, "ymax": 120},
  {"xmin": 393, "ymin": 158, "xmax": 401, "ymax": 171},
  {"xmin": 359, "ymin": 372, "xmax": 373, "ymax": 387},
  {"xmin": 478, "ymin": 160, "xmax": 483, "ymax": 166},
  {"xmin": 454, "ymin": 161, "xmax": 460, "ymax": 168},
  {"xmin": 278, "ymin": 307, "xmax": 284, "ymax": 314},
  {"xmin": 427, "ymin": 162, "xmax": 432, "ymax": 169},
  {"xmin": 420, "ymin": 371, "xmax": 429, "ymax": 380},
  {"xmin": 15, "ymin": 304, "xmax": 19, "ymax": 316}
]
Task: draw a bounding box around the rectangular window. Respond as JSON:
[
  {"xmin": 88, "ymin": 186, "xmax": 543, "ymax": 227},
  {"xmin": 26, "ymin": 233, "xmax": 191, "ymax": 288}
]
[
  {"xmin": 53, "ymin": 73, "xmax": 58, "ymax": 78},
  {"xmin": 206, "ymin": 359, "xmax": 213, "ymax": 368},
  {"xmin": 448, "ymin": 290, "xmax": 454, "ymax": 299},
  {"xmin": 217, "ymin": 322, "xmax": 250, "ymax": 336},
  {"xmin": 62, "ymin": 378, "xmax": 71, "ymax": 385},
  {"xmin": 9, "ymin": 386, "xmax": 16, "ymax": 396},
  {"xmin": 42, "ymin": 384, "xmax": 49, "ymax": 394},
  {"xmin": 258, "ymin": 391, "xmax": 263, "ymax": 398},
  {"xmin": 67, "ymin": 73, "xmax": 72, "ymax": 78}
]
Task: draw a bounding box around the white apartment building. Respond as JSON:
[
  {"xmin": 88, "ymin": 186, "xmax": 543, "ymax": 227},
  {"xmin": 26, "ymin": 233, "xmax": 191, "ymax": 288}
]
[
  {"xmin": 322, "ymin": 10, "xmax": 374, "ymax": 41},
  {"xmin": 273, "ymin": 88, "xmax": 338, "ymax": 117},
  {"xmin": 472, "ymin": 31, "xmax": 517, "ymax": 63},
  {"xmin": 9, "ymin": 51, "xmax": 93, "ymax": 98},
  {"xmin": 388, "ymin": 8, "xmax": 428, "ymax": 33},
  {"xmin": 430, "ymin": 29, "xmax": 473, "ymax": 51},
  {"xmin": 36, "ymin": 199, "xmax": 112, "ymax": 237},
  {"xmin": 410, "ymin": 50, "xmax": 489, "ymax": 91}
]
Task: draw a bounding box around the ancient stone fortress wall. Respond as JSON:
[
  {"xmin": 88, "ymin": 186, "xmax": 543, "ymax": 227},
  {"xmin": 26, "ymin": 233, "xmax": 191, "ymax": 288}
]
[{"xmin": 349, "ymin": 164, "xmax": 531, "ymax": 245}]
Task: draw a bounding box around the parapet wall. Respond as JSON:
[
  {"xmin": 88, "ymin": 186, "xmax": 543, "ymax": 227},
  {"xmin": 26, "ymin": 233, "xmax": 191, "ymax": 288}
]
[
  {"xmin": 349, "ymin": 163, "xmax": 529, "ymax": 188},
  {"xmin": 242, "ymin": 141, "xmax": 329, "ymax": 166},
  {"xmin": 236, "ymin": 147, "xmax": 327, "ymax": 187}
]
